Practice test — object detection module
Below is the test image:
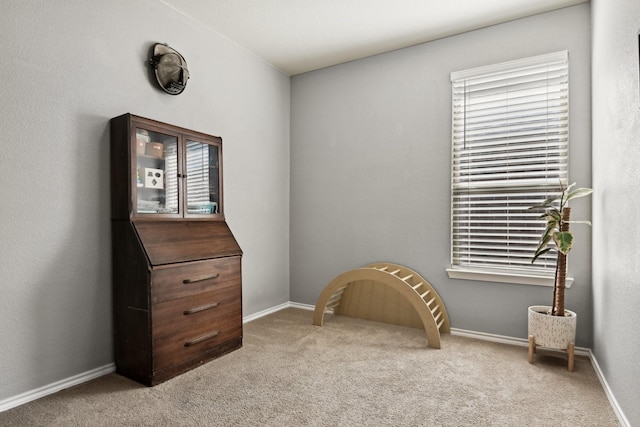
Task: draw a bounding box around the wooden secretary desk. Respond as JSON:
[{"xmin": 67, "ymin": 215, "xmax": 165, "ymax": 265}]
[{"xmin": 110, "ymin": 113, "xmax": 242, "ymax": 386}]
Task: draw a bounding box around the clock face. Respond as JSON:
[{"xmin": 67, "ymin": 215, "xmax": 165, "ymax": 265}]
[{"xmin": 149, "ymin": 43, "xmax": 189, "ymax": 95}]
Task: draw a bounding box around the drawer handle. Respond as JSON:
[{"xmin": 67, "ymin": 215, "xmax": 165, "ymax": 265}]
[
  {"xmin": 183, "ymin": 273, "xmax": 220, "ymax": 284},
  {"xmin": 184, "ymin": 330, "xmax": 220, "ymax": 347},
  {"xmin": 183, "ymin": 302, "xmax": 220, "ymax": 315}
]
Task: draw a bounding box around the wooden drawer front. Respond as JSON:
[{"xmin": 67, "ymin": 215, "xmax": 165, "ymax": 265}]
[
  {"xmin": 151, "ymin": 256, "xmax": 240, "ymax": 304},
  {"xmin": 152, "ymin": 286, "xmax": 242, "ymax": 371}
]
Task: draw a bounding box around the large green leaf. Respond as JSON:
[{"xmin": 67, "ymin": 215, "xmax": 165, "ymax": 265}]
[
  {"xmin": 532, "ymin": 246, "xmax": 553, "ymax": 264},
  {"xmin": 546, "ymin": 209, "xmax": 561, "ymax": 225},
  {"xmin": 553, "ymin": 231, "xmax": 574, "ymax": 255},
  {"xmin": 566, "ymin": 187, "xmax": 593, "ymax": 202},
  {"xmin": 534, "ymin": 231, "xmax": 553, "ymax": 252},
  {"xmin": 528, "ymin": 181, "xmax": 592, "ymax": 265},
  {"xmin": 528, "ymin": 196, "xmax": 558, "ymax": 210},
  {"xmin": 542, "ymin": 222, "xmax": 557, "ymax": 241},
  {"xmin": 567, "ymin": 220, "xmax": 592, "ymax": 226}
]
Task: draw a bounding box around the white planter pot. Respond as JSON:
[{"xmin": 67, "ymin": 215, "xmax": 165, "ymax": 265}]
[{"xmin": 527, "ymin": 305, "xmax": 577, "ymax": 349}]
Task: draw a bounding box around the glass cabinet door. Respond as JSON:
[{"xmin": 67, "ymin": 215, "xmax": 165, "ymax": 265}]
[
  {"xmin": 185, "ymin": 139, "xmax": 221, "ymax": 216},
  {"xmin": 134, "ymin": 127, "xmax": 179, "ymax": 215}
]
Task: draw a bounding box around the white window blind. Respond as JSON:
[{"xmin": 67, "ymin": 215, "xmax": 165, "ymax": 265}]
[
  {"xmin": 186, "ymin": 140, "xmax": 211, "ymax": 207},
  {"xmin": 186, "ymin": 140, "xmax": 219, "ymax": 214},
  {"xmin": 449, "ymin": 51, "xmax": 569, "ymax": 279},
  {"xmin": 164, "ymin": 143, "xmax": 179, "ymax": 212}
]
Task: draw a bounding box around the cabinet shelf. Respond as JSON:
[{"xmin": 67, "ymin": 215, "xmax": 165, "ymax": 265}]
[{"xmin": 137, "ymin": 154, "xmax": 166, "ymax": 161}]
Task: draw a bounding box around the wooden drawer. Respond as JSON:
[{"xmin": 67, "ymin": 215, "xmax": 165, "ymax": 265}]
[
  {"xmin": 150, "ymin": 256, "xmax": 241, "ymax": 304},
  {"xmin": 151, "ymin": 285, "xmax": 242, "ymax": 371}
]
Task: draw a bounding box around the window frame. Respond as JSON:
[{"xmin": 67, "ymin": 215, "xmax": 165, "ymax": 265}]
[{"xmin": 446, "ymin": 51, "xmax": 572, "ymax": 287}]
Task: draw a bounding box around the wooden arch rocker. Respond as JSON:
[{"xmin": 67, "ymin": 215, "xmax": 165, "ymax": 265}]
[{"xmin": 312, "ymin": 262, "xmax": 450, "ymax": 349}]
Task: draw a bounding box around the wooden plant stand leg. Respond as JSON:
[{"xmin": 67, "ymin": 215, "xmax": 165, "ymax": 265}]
[
  {"xmin": 567, "ymin": 343, "xmax": 575, "ymax": 372},
  {"xmin": 528, "ymin": 335, "xmax": 536, "ymax": 364}
]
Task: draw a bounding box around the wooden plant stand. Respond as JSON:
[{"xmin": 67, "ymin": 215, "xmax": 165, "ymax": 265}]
[
  {"xmin": 528, "ymin": 335, "xmax": 575, "ymax": 372},
  {"xmin": 312, "ymin": 262, "xmax": 449, "ymax": 349}
]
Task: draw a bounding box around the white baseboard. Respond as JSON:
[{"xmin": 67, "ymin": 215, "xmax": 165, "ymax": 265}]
[
  {"xmin": 0, "ymin": 363, "xmax": 115, "ymax": 413},
  {"xmin": 587, "ymin": 349, "xmax": 631, "ymax": 427},
  {"xmin": 450, "ymin": 327, "xmax": 592, "ymax": 356},
  {"xmin": 242, "ymin": 301, "xmax": 293, "ymax": 323},
  {"xmin": 1, "ymin": 302, "xmax": 629, "ymax": 427},
  {"xmin": 242, "ymin": 301, "xmax": 314, "ymax": 324},
  {"xmin": 287, "ymin": 302, "xmax": 315, "ymax": 311}
]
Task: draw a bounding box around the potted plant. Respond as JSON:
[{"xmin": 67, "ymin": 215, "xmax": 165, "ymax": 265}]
[{"xmin": 527, "ymin": 182, "xmax": 592, "ymax": 371}]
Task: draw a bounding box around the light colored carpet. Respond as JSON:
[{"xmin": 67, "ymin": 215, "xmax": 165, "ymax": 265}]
[{"xmin": 0, "ymin": 308, "xmax": 619, "ymax": 426}]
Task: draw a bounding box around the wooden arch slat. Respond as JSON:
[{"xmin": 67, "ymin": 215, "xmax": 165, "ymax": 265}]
[{"xmin": 312, "ymin": 262, "xmax": 449, "ymax": 349}]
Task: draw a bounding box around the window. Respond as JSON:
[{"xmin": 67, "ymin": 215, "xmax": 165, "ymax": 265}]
[{"xmin": 447, "ymin": 51, "xmax": 569, "ymax": 286}]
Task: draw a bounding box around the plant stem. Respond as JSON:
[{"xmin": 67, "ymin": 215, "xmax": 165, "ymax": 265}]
[
  {"xmin": 551, "ymin": 261, "xmax": 559, "ymax": 315},
  {"xmin": 553, "ymin": 207, "xmax": 572, "ymax": 316}
]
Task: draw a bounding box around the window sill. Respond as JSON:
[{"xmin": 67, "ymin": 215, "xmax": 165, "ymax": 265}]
[{"xmin": 446, "ymin": 267, "xmax": 573, "ymax": 288}]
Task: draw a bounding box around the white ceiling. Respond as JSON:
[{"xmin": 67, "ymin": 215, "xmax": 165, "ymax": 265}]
[{"xmin": 161, "ymin": 0, "xmax": 588, "ymax": 75}]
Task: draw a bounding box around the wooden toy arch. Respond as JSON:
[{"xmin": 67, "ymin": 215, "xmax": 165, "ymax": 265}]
[{"xmin": 312, "ymin": 262, "xmax": 450, "ymax": 349}]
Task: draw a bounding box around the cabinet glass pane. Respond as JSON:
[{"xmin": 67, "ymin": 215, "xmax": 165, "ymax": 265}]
[
  {"xmin": 135, "ymin": 128, "xmax": 179, "ymax": 215},
  {"xmin": 185, "ymin": 140, "xmax": 219, "ymax": 215}
]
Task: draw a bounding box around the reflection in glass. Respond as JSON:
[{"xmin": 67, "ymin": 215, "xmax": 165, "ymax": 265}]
[{"xmin": 135, "ymin": 128, "xmax": 179, "ymax": 214}]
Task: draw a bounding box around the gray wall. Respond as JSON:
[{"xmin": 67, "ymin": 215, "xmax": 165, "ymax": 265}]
[
  {"xmin": 0, "ymin": 0, "xmax": 290, "ymax": 401},
  {"xmin": 592, "ymin": 0, "xmax": 640, "ymax": 424},
  {"xmin": 291, "ymin": 5, "xmax": 593, "ymax": 344}
]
